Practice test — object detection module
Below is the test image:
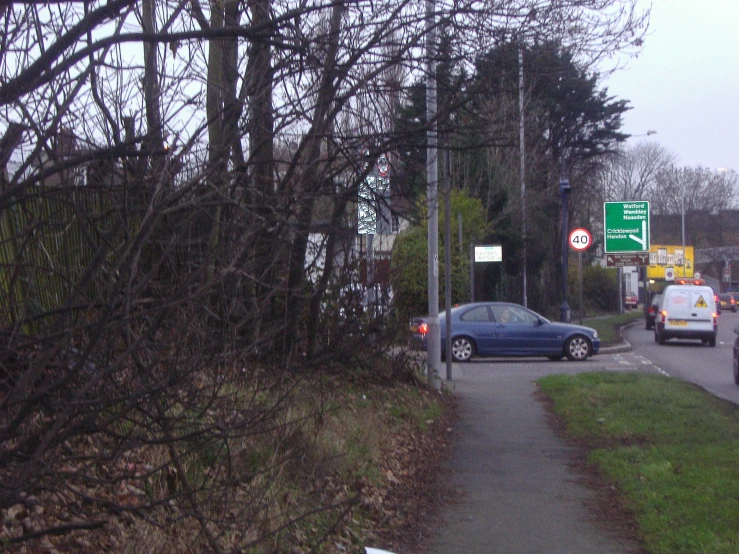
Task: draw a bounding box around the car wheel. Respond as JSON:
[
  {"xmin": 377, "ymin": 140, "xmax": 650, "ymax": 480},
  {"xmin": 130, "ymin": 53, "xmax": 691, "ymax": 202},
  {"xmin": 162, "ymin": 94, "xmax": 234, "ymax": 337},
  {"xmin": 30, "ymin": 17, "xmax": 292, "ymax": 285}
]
[
  {"xmin": 451, "ymin": 337, "xmax": 475, "ymax": 362},
  {"xmin": 733, "ymin": 307, "xmax": 737, "ymax": 313},
  {"xmin": 656, "ymin": 329, "xmax": 666, "ymax": 345},
  {"xmin": 565, "ymin": 335, "xmax": 591, "ymax": 361},
  {"xmin": 645, "ymin": 320, "xmax": 652, "ymax": 330},
  {"xmin": 734, "ymin": 357, "xmax": 739, "ymax": 385},
  {"xmin": 709, "ymin": 335, "xmax": 716, "ymax": 347}
]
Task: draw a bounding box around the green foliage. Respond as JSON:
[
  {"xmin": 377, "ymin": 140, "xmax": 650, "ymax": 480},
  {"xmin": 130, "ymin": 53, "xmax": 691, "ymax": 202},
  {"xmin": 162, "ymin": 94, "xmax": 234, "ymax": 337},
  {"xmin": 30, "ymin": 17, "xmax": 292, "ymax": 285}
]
[
  {"xmin": 414, "ymin": 188, "xmax": 490, "ymax": 245},
  {"xmin": 390, "ymin": 189, "xmax": 489, "ymax": 322},
  {"xmin": 471, "ymin": 41, "xmax": 629, "ymax": 163},
  {"xmin": 393, "ymin": 40, "xmax": 631, "ymax": 314},
  {"xmin": 538, "ymin": 372, "xmax": 739, "ymax": 554},
  {"xmin": 569, "ymin": 262, "xmax": 618, "ymax": 312},
  {"xmin": 583, "ymin": 310, "xmax": 642, "ymax": 346},
  {"xmin": 390, "ymin": 226, "xmax": 428, "ymax": 323},
  {"xmin": 390, "ymin": 226, "xmax": 470, "ymax": 324}
]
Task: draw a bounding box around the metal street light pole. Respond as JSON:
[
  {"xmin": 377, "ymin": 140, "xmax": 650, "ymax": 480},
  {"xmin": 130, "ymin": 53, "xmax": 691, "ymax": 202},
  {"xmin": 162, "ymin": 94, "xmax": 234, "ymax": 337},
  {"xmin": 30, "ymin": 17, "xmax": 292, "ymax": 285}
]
[
  {"xmin": 559, "ymin": 176, "xmax": 571, "ymax": 322},
  {"xmin": 624, "ymin": 129, "xmax": 657, "ymax": 299},
  {"xmin": 518, "ymin": 42, "xmax": 527, "ymax": 308},
  {"xmin": 444, "ymin": 149, "xmax": 452, "ymax": 381},
  {"xmin": 425, "ymin": 0, "xmax": 441, "ymax": 390},
  {"xmin": 681, "ymin": 183, "xmax": 686, "ymax": 276}
]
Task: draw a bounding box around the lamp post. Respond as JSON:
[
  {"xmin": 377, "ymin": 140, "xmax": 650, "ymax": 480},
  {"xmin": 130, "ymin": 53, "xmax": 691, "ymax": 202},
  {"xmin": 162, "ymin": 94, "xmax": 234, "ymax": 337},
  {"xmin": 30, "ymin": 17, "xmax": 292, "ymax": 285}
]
[
  {"xmin": 518, "ymin": 42, "xmax": 527, "ymax": 308},
  {"xmin": 629, "ymin": 129, "xmax": 657, "ymax": 138},
  {"xmin": 623, "ymin": 129, "xmax": 657, "ymax": 299},
  {"xmin": 681, "ymin": 182, "xmax": 686, "ymax": 276},
  {"xmin": 559, "ymin": 176, "xmax": 571, "ymax": 322},
  {"xmin": 425, "ymin": 0, "xmax": 441, "ymax": 390}
]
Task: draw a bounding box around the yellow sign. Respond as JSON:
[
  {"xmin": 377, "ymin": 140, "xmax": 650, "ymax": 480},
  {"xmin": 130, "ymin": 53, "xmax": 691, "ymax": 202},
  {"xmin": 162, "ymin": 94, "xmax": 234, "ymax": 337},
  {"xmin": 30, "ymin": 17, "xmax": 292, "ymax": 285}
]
[
  {"xmin": 695, "ymin": 295, "xmax": 708, "ymax": 308},
  {"xmin": 646, "ymin": 245, "xmax": 694, "ymax": 280}
]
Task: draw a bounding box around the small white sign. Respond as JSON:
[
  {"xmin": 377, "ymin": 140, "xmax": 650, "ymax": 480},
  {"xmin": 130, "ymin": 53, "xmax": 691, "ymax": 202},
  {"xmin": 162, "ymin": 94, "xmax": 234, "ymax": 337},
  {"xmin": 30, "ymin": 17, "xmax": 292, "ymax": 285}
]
[
  {"xmin": 475, "ymin": 245, "xmax": 502, "ymax": 263},
  {"xmin": 665, "ymin": 267, "xmax": 675, "ymax": 281}
]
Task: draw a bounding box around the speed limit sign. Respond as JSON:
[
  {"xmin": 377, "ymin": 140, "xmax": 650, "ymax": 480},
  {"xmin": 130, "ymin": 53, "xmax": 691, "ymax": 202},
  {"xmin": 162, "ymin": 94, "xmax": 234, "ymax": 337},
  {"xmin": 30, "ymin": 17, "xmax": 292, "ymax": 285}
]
[{"xmin": 568, "ymin": 228, "xmax": 592, "ymax": 251}]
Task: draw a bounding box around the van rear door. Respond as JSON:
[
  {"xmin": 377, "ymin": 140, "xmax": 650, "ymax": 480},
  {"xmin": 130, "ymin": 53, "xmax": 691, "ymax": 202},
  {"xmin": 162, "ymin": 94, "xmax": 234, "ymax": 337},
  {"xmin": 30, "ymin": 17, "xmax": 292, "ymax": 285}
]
[
  {"xmin": 689, "ymin": 288, "xmax": 715, "ymax": 325},
  {"xmin": 664, "ymin": 287, "xmax": 714, "ymax": 331}
]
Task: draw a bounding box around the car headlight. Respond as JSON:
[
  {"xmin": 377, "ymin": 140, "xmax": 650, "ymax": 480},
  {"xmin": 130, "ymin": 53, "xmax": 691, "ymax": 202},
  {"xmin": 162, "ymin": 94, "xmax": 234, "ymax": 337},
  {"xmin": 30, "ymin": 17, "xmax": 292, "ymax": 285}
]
[{"xmin": 592, "ymin": 331, "xmax": 599, "ymax": 339}]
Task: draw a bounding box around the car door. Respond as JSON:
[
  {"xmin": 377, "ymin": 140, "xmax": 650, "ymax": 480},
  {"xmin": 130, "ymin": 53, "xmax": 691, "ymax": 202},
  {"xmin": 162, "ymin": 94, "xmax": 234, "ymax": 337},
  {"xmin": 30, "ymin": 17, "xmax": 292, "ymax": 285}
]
[
  {"xmin": 457, "ymin": 305, "xmax": 496, "ymax": 354},
  {"xmin": 687, "ymin": 287, "xmax": 715, "ymax": 332},
  {"xmin": 490, "ymin": 305, "xmax": 546, "ymax": 354},
  {"xmin": 499, "ymin": 305, "xmax": 555, "ymax": 354}
]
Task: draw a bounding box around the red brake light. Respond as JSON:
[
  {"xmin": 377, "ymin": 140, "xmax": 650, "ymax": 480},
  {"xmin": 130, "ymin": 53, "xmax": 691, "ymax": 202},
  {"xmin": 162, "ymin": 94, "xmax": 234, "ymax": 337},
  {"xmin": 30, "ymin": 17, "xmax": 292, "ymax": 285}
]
[{"xmin": 419, "ymin": 322, "xmax": 428, "ymax": 335}]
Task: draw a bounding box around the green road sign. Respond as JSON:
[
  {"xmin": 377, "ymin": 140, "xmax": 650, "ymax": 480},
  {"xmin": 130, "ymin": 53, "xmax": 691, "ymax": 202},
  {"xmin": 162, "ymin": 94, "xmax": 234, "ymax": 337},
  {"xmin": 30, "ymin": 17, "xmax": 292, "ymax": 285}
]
[{"xmin": 603, "ymin": 201, "xmax": 650, "ymax": 253}]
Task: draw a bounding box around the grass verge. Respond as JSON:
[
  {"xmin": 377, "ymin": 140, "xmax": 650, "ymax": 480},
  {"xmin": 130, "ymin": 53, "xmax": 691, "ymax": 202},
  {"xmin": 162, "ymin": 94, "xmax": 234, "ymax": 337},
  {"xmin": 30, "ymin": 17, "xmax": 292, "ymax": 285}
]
[
  {"xmin": 584, "ymin": 310, "xmax": 643, "ymax": 346},
  {"xmin": 537, "ymin": 372, "xmax": 739, "ymax": 554}
]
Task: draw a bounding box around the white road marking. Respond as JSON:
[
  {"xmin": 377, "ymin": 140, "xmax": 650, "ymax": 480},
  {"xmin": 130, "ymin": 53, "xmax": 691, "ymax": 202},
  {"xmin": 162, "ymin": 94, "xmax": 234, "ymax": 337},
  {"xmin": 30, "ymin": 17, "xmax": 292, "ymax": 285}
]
[{"xmin": 607, "ymin": 353, "xmax": 670, "ymax": 377}]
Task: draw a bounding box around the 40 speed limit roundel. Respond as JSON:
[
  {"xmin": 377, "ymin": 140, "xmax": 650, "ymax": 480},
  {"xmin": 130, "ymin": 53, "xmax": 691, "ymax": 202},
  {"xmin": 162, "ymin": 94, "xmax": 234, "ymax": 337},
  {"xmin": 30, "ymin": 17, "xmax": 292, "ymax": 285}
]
[{"xmin": 568, "ymin": 228, "xmax": 592, "ymax": 251}]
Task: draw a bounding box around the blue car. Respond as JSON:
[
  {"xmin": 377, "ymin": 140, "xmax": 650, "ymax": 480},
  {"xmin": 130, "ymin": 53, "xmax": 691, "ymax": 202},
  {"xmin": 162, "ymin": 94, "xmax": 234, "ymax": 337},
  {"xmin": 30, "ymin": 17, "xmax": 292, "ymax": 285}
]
[{"xmin": 410, "ymin": 302, "xmax": 600, "ymax": 362}]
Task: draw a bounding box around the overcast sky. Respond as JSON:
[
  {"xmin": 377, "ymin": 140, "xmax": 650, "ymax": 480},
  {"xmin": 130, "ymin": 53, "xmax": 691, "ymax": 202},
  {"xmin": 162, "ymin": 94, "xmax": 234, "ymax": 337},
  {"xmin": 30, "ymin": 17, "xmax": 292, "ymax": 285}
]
[{"xmin": 603, "ymin": 0, "xmax": 739, "ymax": 172}]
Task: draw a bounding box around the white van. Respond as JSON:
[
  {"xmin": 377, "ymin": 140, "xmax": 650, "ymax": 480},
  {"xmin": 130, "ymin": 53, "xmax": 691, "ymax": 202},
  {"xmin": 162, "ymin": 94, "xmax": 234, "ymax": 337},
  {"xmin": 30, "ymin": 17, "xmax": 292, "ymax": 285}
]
[{"xmin": 654, "ymin": 280, "xmax": 718, "ymax": 346}]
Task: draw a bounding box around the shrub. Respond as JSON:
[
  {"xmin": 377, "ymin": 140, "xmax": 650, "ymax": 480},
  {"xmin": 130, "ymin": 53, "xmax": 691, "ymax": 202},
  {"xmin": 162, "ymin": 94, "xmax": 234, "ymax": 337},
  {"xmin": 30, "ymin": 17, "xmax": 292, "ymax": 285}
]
[{"xmin": 569, "ymin": 263, "xmax": 618, "ymax": 312}]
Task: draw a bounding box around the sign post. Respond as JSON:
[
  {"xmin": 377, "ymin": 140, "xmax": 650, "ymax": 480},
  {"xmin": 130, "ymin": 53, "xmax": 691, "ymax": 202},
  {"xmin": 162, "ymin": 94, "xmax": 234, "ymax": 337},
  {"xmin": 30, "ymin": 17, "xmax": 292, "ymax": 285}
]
[
  {"xmin": 568, "ymin": 228, "xmax": 592, "ymax": 324},
  {"xmin": 470, "ymin": 244, "xmax": 502, "ymax": 302},
  {"xmin": 604, "ymin": 201, "xmax": 650, "ymax": 314}
]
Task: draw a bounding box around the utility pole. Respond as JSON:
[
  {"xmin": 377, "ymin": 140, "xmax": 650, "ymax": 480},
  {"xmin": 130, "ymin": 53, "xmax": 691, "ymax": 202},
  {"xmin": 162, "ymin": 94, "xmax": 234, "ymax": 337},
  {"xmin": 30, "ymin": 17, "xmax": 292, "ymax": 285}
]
[
  {"xmin": 426, "ymin": 0, "xmax": 441, "ymax": 390},
  {"xmin": 518, "ymin": 42, "xmax": 527, "ymax": 308},
  {"xmin": 444, "ymin": 149, "xmax": 452, "ymax": 381},
  {"xmin": 681, "ymin": 184, "xmax": 686, "ymax": 276},
  {"xmin": 559, "ymin": 176, "xmax": 571, "ymax": 322}
]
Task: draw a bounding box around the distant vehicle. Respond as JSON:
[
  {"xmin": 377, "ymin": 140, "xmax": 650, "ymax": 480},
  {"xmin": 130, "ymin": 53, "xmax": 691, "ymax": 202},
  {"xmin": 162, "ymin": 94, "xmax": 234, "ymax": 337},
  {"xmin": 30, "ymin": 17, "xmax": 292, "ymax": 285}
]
[
  {"xmin": 654, "ymin": 279, "xmax": 718, "ymax": 346},
  {"xmin": 719, "ymin": 292, "xmax": 737, "ymax": 312},
  {"xmin": 714, "ymin": 292, "xmax": 722, "ymax": 314},
  {"xmin": 624, "ymin": 291, "xmax": 638, "ymax": 309},
  {"xmin": 644, "ymin": 293, "xmax": 663, "ymax": 330},
  {"xmin": 410, "ymin": 302, "xmax": 600, "ymax": 362}
]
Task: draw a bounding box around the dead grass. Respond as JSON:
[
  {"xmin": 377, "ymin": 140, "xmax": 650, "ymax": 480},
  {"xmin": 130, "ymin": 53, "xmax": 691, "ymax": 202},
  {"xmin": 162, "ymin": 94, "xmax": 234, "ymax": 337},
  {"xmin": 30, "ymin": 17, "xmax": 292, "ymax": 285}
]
[{"xmin": 3, "ymin": 356, "xmax": 456, "ymax": 554}]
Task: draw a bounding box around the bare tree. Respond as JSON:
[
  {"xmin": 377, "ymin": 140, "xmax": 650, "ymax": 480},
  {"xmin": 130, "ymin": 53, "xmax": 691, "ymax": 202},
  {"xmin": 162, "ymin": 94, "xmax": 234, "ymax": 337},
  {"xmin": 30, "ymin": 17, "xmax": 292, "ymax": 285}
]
[
  {"xmin": 592, "ymin": 141, "xmax": 676, "ymax": 202},
  {"xmin": 0, "ymin": 0, "xmax": 652, "ymax": 549},
  {"xmin": 652, "ymin": 165, "xmax": 738, "ymax": 215}
]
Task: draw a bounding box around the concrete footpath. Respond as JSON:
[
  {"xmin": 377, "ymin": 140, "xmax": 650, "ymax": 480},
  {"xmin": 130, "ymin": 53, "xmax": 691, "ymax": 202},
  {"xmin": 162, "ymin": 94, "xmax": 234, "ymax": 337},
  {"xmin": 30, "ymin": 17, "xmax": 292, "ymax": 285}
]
[{"xmin": 424, "ymin": 359, "xmax": 644, "ymax": 554}]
